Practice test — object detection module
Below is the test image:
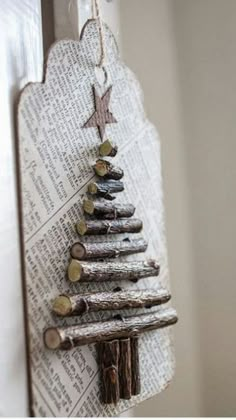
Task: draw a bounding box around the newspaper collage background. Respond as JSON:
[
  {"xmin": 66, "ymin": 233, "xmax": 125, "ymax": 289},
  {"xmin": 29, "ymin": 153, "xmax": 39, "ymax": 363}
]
[{"xmin": 18, "ymin": 19, "xmax": 175, "ymax": 417}]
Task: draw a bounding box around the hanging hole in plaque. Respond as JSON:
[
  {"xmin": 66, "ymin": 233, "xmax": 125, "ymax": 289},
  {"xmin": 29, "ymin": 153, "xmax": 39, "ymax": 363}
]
[{"xmin": 95, "ymin": 65, "xmax": 108, "ymax": 86}]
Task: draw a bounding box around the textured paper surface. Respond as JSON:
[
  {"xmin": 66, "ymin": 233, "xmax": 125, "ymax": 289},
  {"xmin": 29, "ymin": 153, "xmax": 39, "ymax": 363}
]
[{"xmin": 18, "ymin": 19, "xmax": 175, "ymax": 417}]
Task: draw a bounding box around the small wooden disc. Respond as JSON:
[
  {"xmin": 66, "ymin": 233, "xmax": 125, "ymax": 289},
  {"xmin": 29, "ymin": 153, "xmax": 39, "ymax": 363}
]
[
  {"xmin": 76, "ymin": 220, "xmax": 87, "ymax": 235},
  {"xmin": 99, "ymin": 139, "xmax": 117, "ymax": 157},
  {"xmin": 52, "ymin": 295, "xmax": 72, "ymax": 316},
  {"xmin": 88, "ymin": 182, "xmax": 97, "ymax": 194},
  {"xmin": 94, "ymin": 160, "xmax": 108, "ymax": 177},
  {"xmin": 83, "ymin": 199, "xmax": 94, "ymax": 215},
  {"xmin": 44, "ymin": 328, "xmax": 61, "ymax": 350},
  {"xmin": 71, "ymin": 242, "xmax": 86, "ymax": 259},
  {"xmin": 68, "ymin": 259, "xmax": 82, "ymax": 282}
]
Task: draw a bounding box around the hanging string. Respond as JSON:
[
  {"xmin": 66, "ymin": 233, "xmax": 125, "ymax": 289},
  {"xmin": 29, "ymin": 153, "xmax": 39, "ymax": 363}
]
[
  {"xmin": 91, "ymin": 0, "xmax": 96, "ymax": 19},
  {"xmin": 69, "ymin": 0, "xmax": 106, "ymax": 67},
  {"xmin": 92, "ymin": 0, "xmax": 106, "ymax": 67},
  {"xmin": 68, "ymin": 0, "xmax": 80, "ymax": 40}
]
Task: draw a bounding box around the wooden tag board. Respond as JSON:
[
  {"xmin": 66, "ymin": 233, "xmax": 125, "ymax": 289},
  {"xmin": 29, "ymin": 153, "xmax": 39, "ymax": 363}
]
[{"xmin": 17, "ymin": 19, "xmax": 175, "ymax": 417}]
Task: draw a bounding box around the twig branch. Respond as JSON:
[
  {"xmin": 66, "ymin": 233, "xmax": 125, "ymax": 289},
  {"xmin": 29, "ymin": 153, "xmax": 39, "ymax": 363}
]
[
  {"xmin": 67, "ymin": 259, "xmax": 160, "ymax": 283},
  {"xmin": 119, "ymin": 338, "xmax": 132, "ymax": 399},
  {"xmin": 76, "ymin": 218, "xmax": 142, "ymax": 235},
  {"xmin": 70, "ymin": 238, "xmax": 148, "ymax": 260},
  {"xmin": 44, "ymin": 308, "xmax": 178, "ymax": 350},
  {"xmin": 87, "ymin": 180, "xmax": 124, "ymax": 200},
  {"xmin": 83, "ymin": 200, "xmax": 135, "ymax": 219},
  {"xmin": 98, "ymin": 340, "xmax": 120, "ymax": 404},
  {"xmin": 130, "ymin": 336, "xmax": 141, "ymax": 395},
  {"xmin": 93, "ymin": 159, "xmax": 124, "ymax": 180},
  {"xmin": 52, "ymin": 288, "xmax": 170, "ymax": 316}
]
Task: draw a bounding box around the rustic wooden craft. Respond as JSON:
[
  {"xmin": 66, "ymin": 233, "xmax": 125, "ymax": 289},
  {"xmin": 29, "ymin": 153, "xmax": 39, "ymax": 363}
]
[
  {"xmin": 67, "ymin": 259, "xmax": 160, "ymax": 283},
  {"xmin": 44, "ymin": 308, "xmax": 178, "ymax": 350},
  {"xmin": 52, "ymin": 288, "xmax": 171, "ymax": 316},
  {"xmin": 98, "ymin": 335, "xmax": 141, "ymax": 404},
  {"xmin": 18, "ymin": 18, "xmax": 177, "ymax": 416},
  {"xmin": 70, "ymin": 238, "xmax": 148, "ymax": 260}
]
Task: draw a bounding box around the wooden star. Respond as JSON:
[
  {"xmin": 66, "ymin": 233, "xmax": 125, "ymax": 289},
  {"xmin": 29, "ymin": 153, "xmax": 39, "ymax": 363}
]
[{"xmin": 83, "ymin": 85, "xmax": 117, "ymax": 141}]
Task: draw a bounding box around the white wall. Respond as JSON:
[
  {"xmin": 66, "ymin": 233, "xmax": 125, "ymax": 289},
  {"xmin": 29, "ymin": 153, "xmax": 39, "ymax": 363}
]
[
  {"xmin": 120, "ymin": 0, "xmax": 236, "ymax": 416},
  {"xmin": 172, "ymin": 0, "xmax": 236, "ymax": 416},
  {"xmin": 120, "ymin": 0, "xmax": 202, "ymax": 416}
]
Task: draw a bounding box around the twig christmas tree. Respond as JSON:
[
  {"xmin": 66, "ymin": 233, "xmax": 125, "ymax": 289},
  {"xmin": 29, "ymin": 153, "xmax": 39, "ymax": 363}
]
[{"xmin": 44, "ymin": 134, "xmax": 178, "ymax": 404}]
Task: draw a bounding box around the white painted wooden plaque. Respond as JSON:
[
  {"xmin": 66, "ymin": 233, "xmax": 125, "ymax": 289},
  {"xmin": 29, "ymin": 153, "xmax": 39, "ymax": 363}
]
[{"xmin": 18, "ymin": 19, "xmax": 175, "ymax": 417}]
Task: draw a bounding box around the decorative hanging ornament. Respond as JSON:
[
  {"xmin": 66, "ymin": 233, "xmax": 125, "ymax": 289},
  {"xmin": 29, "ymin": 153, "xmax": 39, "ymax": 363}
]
[{"xmin": 17, "ymin": 9, "xmax": 177, "ymax": 418}]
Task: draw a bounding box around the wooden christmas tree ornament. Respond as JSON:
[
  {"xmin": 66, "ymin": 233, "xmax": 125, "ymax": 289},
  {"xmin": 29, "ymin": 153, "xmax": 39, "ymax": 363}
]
[{"xmin": 17, "ymin": 13, "xmax": 178, "ymax": 416}]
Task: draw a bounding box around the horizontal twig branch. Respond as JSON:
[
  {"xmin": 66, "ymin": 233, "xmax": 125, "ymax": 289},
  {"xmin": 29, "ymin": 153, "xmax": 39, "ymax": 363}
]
[
  {"xmin": 93, "ymin": 159, "xmax": 124, "ymax": 180},
  {"xmin": 87, "ymin": 180, "xmax": 124, "ymax": 200},
  {"xmin": 70, "ymin": 238, "xmax": 148, "ymax": 260},
  {"xmin": 44, "ymin": 308, "xmax": 178, "ymax": 350},
  {"xmin": 67, "ymin": 259, "xmax": 160, "ymax": 283},
  {"xmin": 76, "ymin": 218, "xmax": 142, "ymax": 235},
  {"xmin": 52, "ymin": 288, "xmax": 170, "ymax": 316},
  {"xmin": 83, "ymin": 200, "xmax": 135, "ymax": 219}
]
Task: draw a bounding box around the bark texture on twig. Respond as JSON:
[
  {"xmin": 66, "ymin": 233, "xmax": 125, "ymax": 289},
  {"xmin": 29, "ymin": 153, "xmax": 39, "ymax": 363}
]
[
  {"xmin": 130, "ymin": 336, "xmax": 141, "ymax": 395},
  {"xmin": 93, "ymin": 159, "xmax": 124, "ymax": 180},
  {"xmin": 70, "ymin": 238, "xmax": 148, "ymax": 260},
  {"xmin": 119, "ymin": 338, "xmax": 132, "ymax": 399},
  {"xmin": 76, "ymin": 218, "xmax": 142, "ymax": 236},
  {"xmin": 83, "ymin": 200, "xmax": 135, "ymax": 219},
  {"xmin": 52, "ymin": 288, "xmax": 170, "ymax": 316},
  {"xmin": 98, "ymin": 340, "xmax": 120, "ymax": 404},
  {"xmin": 87, "ymin": 180, "xmax": 124, "ymax": 200},
  {"xmin": 67, "ymin": 259, "xmax": 160, "ymax": 283},
  {"xmin": 43, "ymin": 308, "xmax": 178, "ymax": 350},
  {"xmin": 99, "ymin": 139, "xmax": 118, "ymax": 157}
]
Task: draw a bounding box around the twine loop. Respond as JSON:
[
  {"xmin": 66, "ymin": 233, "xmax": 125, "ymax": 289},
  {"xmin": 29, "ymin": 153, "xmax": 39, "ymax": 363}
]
[{"xmin": 92, "ymin": 0, "xmax": 106, "ymax": 67}]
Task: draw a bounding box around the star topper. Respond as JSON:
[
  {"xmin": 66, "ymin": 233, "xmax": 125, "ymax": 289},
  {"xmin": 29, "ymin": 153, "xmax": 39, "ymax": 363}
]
[{"xmin": 83, "ymin": 85, "xmax": 117, "ymax": 141}]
